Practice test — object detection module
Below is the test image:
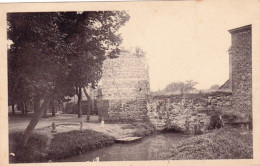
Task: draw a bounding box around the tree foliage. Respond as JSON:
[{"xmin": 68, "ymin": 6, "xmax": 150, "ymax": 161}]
[
  {"xmin": 164, "ymin": 80, "xmax": 198, "ymax": 94},
  {"xmin": 7, "ymin": 11, "xmax": 130, "ymax": 146},
  {"xmin": 8, "ymin": 13, "xmax": 72, "ymax": 104},
  {"xmin": 210, "ymin": 84, "xmax": 220, "ymax": 90}
]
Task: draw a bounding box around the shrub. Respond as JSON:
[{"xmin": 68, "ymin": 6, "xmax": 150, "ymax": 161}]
[
  {"xmin": 9, "ymin": 132, "xmax": 48, "ymax": 163},
  {"xmin": 131, "ymin": 122, "xmax": 156, "ymax": 137},
  {"xmin": 208, "ymin": 115, "xmax": 224, "ymax": 130},
  {"xmin": 47, "ymin": 130, "xmax": 115, "ymax": 160},
  {"xmin": 121, "ymin": 122, "xmax": 155, "ymax": 137}
]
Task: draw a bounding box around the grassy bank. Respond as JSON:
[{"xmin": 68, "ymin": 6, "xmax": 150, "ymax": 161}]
[
  {"xmin": 9, "ymin": 130, "xmax": 115, "ymax": 163},
  {"xmin": 160, "ymin": 127, "xmax": 253, "ymax": 160},
  {"xmin": 9, "ymin": 121, "xmax": 156, "ymax": 163},
  {"xmin": 47, "ymin": 130, "xmax": 114, "ymax": 160},
  {"xmin": 9, "ymin": 132, "xmax": 49, "ymax": 163}
]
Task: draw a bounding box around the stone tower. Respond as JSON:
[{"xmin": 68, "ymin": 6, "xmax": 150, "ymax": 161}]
[
  {"xmin": 228, "ymin": 25, "xmax": 252, "ymax": 117},
  {"xmin": 97, "ymin": 48, "xmax": 150, "ymax": 122}
]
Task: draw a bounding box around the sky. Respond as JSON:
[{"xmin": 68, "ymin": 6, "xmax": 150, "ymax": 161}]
[
  {"xmin": 4, "ymin": 1, "xmax": 259, "ymax": 92},
  {"xmin": 118, "ymin": 1, "xmax": 258, "ymax": 91}
]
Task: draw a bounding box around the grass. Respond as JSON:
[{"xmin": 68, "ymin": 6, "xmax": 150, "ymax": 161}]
[
  {"xmin": 9, "ymin": 121, "xmax": 155, "ymax": 163},
  {"xmin": 10, "ymin": 124, "xmax": 250, "ymax": 162},
  {"xmin": 9, "ymin": 130, "xmax": 115, "ymax": 163},
  {"xmin": 159, "ymin": 127, "xmax": 253, "ymax": 160},
  {"xmin": 9, "ymin": 132, "xmax": 49, "ymax": 163},
  {"xmin": 47, "ymin": 130, "xmax": 115, "ymax": 160}
]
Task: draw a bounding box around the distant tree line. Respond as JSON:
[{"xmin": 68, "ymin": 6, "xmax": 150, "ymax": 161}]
[
  {"xmin": 164, "ymin": 80, "xmax": 198, "ymax": 95},
  {"xmin": 152, "ymin": 81, "xmax": 220, "ymax": 96},
  {"xmin": 151, "ymin": 80, "xmax": 198, "ymax": 96}
]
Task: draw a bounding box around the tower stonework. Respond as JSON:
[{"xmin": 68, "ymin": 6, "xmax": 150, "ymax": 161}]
[
  {"xmin": 97, "ymin": 49, "xmax": 150, "ymax": 122},
  {"xmin": 228, "ymin": 25, "xmax": 252, "ymax": 116}
]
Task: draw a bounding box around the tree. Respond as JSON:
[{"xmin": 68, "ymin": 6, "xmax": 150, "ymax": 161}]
[
  {"xmin": 210, "ymin": 84, "xmax": 220, "ymax": 90},
  {"xmin": 58, "ymin": 11, "xmax": 130, "ymax": 119},
  {"xmin": 7, "ymin": 11, "xmax": 129, "ymax": 146},
  {"xmin": 183, "ymin": 80, "xmax": 198, "ymax": 94},
  {"xmin": 164, "ymin": 82, "xmax": 179, "ymax": 94},
  {"xmin": 164, "ymin": 80, "xmax": 198, "ymax": 95},
  {"xmin": 8, "ymin": 12, "xmax": 73, "ymax": 146}
]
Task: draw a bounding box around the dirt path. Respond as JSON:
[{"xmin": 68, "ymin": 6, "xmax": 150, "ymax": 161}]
[{"xmin": 9, "ymin": 113, "xmax": 137, "ymax": 139}]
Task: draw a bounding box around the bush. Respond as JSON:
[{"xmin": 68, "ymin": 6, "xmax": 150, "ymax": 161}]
[
  {"xmin": 160, "ymin": 127, "xmax": 252, "ymax": 160},
  {"xmin": 47, "ymin": 130, "xmax": 115, "ymax": 160},
  {"xmin": 10, "ymin": 130, "xmax": 115, "ymax": 163},
  {"xmin": 9, "ymin": 132, "xmax": 48, "ymax": 163},
  {"xmin": 129, "ymin": 122, "xmax": 156, "ymax": 137},
  {"xmin": 121, "ymin": 122, "xmax": 155, "ymax": 137},
  {"xmin": 208, "ymin": 115, "xmax": 224, "ymax": 130}
]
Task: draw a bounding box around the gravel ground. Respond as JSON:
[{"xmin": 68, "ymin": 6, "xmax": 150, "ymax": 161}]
[{"xmin": 9, "ymin": 113, "xmax": 137, "ymax": 139}]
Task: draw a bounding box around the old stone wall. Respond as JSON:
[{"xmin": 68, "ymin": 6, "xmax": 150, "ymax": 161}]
[
  {"xmin": 147, "ymin": 92, "xmax": 232, "ymax": 133},
  {"xmin": 229, "ymin": 25, "xmax": 252, "ymax": 116},
  {"xmin": 99, "ymin": 49, "xmax": 149, "ymax": 101},
  {"xmin": 104, "ymin": 99, "xmax": 148, "ymax": 122},
  {"xmin": 97, "ymin": 49, "xmax": 150, "ymax": 122}
]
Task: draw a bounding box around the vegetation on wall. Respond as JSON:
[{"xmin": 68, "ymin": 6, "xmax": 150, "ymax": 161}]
[{"xmin": 159, "ymin": 127, "xmax": 252, "ymax": 160}]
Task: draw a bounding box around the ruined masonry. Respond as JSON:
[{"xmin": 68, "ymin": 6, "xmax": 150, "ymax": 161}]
[
  {"xmin": 97, "ymin": 25, "xmax": 252, "ymax": 133},
  {"xmin": 228, "ymin": 25, "xmax": 252, "ymax": 118},
  {"xmin": 147, "ymin": 25, "xmax": 252, "ymax": 133},
  {"xmin": 97, "ymin": 49, "xmax": 150, "ymax": 122},
  {"xmin": 147, "ymin": 92, "xmax": 232, "ymax": 133}
]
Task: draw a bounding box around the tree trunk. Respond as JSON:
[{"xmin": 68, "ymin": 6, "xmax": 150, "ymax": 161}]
[
  {"xmin": 24, "ymin": 101, "xmax": 28, "ymax": 115},
  {"xmin": 43, "ymin": 103, "xmax": 48, "ymax": 118},
  {"xmin": 51, "ymin": 100, "xmax": 55, "ymax": 117},
  {"xmin": 77, "ymin": 87, "xmax": 82, "ymax": 118},
  {"xmin": 21, "ymin": 102, "xmax": 25, "ymax": 115},
  {"xmin": 92, "ymin": 99, "xmax": 95, "ymax": 114},
  {"xmin": 59, "ymin": 101, "xmax": 64, "ymax": 113},
  {"xmin": 33, "ymin": 97, "xmax": 40, "ymax": 114},
  {"xmin": 17, "ymin": 102, "xmax": 21, "ymax": 111},
  {"xmin": 83, "ymin": 87, "xmax": 92, "ymax": 122},
  {"xmin": 19, "ymin": 97, "xmax": 48, "ymax": 147},
  {"xmin": 11, "ymin": 103, "xmax": 15, "ymax": 115}
]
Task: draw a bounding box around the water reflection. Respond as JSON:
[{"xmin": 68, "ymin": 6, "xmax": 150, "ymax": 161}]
[{"xmin": 58, "ymin": 133, "xmax": 189, "ymax": 162}]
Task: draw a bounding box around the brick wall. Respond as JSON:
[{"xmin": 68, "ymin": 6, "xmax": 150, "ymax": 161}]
[{"xmin": 229, "ymin": 25, "xmax": 252, "ymax": 116}]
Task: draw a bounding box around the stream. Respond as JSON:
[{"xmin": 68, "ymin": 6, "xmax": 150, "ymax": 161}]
[{"xmin": 57, "ymin": 133, "xmax": 190, "ymax": 162}]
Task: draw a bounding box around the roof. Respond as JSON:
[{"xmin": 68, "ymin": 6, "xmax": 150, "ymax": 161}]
[
  {"xmin": 228, "ymin": 25, "xmax": 251, "ymax": 34},
  {"xmin": 218, "ymin": 80, "xmax": 230, "ymax": 91}
]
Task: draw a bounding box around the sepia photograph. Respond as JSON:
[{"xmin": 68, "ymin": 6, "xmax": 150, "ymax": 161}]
[{"xmin": 0, "ymin": 0, "xmax": 260, "ymax": 165}]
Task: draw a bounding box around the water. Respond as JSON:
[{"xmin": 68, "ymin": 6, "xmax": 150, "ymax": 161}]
[{"xmin": 57, "ymin": 133, "xmax": 190, "ymax": 162}]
